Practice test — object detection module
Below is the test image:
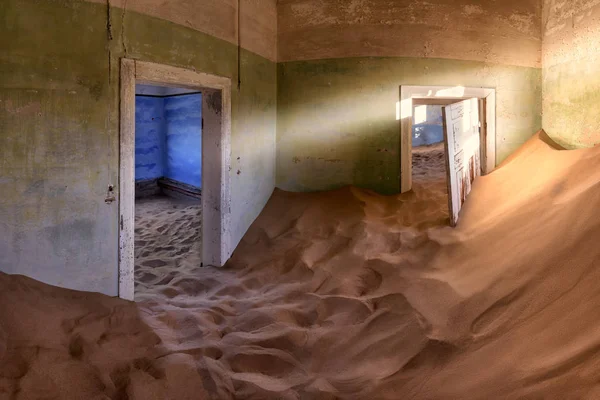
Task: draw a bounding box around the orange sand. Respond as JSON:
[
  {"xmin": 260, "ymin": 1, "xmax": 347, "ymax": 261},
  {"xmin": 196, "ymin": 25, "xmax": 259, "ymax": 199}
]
[
  {"xmin": 412, "ymin": 142, "xmax": 447, "ymax": 185},
  {"xmin": 2, "ymin": 131, "xmax": 600, "ymax": 399}
]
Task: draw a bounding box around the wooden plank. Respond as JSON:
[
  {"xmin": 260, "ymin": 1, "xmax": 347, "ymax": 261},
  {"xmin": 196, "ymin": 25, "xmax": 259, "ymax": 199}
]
[
  {"xmin": 479, "ymin": 98, "xmax": 487, "ymax": 174},
  {"xmin": 136, "ymin": 60, "xmax": 231, "ymax": 91},
  {"xmin": 442, "ymin": 98, "xmax": 481, "ymax": 227},
  {"xmin": 118, "ymin": 58, "xmax": 136, "ymax": 301},
  {"xmin": 158, "ymin": 178, "xmax": 202, "ymax": 200},
  {"xmin": 399, "ymin": 87, "xmax": 412, "ymax": 193},
  {"xmin": 442, "ymin": 107, "xmax": 454, "ymax": 227},
  {"xmin": 202, "ymin": 90, "xmax": 224, "ymax": 267},
  {"xmin": 201, "ymin": 89, "xmax": 230, "ymax": 267},
  {"xmin": 413, "ymin": 98, "xmax": 463, "ymax": 106},
  {"xmin": 400, "ymin": 110, "xmax": 413, "ymax": 193},
  {"xmin": 485, "ymin": 93, "xmax": 496, "ymax": 173},
  {"xmin": 219, "ymin": 86, "xmax": 233, "ymax": 264}
]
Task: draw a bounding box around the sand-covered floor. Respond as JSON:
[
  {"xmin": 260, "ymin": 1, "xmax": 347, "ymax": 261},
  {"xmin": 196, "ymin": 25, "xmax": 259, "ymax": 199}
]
[
  {"xmin": 411, "ymin": 142, "xmax": 449, "ymax": 225},
  {"xmin": 412, "ymin": 142, "xmax": 447, "ymax": 185},
  {"xmin": 3, "ymin": 131, "xmax": 600, "ymax": 399},
  {"xmin": 134, "ymin": 195, "xmax": 202, "ymax": 299}
]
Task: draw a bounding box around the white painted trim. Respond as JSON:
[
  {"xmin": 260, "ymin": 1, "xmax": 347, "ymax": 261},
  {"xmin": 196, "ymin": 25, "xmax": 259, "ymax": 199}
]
[
  {"xmin": 119, "ymin": 59, "xmax": 136, "ymax": 301},
  {"xmin": 119, "ymin": 59, "xmax": 232, "ymax": 300},
  {"xmin": 399, "ymin": 85, "xmax": 496, "ymax": 193}
]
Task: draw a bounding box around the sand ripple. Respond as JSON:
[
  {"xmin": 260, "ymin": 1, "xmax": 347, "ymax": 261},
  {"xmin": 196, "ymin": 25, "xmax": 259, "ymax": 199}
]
[{"xmin": 4, "ymin": 132, "xmax": 600, "ymax": 398}]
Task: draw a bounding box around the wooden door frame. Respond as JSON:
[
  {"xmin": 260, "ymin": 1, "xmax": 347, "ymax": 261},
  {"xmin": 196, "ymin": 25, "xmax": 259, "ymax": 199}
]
[
  {"xmin": 399, "ymin": 85, "xmax": 496, "ymax": 193},
  {"xmin": 119, "ymin": 59, "xmax": 232, "ymax": 300}
]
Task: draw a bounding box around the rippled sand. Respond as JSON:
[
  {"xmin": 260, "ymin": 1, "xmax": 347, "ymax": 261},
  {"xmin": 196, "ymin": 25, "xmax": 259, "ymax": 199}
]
[
  {"xmin": 4, "ymin": 131, "xmax": 600, "ymax": 399},
  {"xmin": 134, "ymin": 195, "xmax": 202, "ymax": 298}
]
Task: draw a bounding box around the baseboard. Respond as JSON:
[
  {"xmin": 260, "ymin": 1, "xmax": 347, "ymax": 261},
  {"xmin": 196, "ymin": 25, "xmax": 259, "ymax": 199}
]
[
  {"xmin": 158, "ymin": 177, "xmax": 202, "ymax": 200},
  {"xmin": 135, "ymin": 178, "xmax": 161, "ymax": 198}
]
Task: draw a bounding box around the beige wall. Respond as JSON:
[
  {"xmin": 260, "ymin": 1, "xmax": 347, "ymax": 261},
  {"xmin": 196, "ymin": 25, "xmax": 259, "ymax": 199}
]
[
  {"xmin": 542, "ymin": 0, "xmax": 600, "ymax": 148},
  {"xmin": 86, "ymin": 0, "xmax": 277, "ymax": 61},
  {"xmin": 279, "ymin": 0, "xmax": 542, "ymax": 67}
]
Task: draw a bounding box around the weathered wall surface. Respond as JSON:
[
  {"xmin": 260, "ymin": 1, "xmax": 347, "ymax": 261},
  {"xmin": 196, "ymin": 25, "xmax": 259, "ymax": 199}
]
[
  {"xmin": 135, "ymin": 96, "xmax": 166, "ymax": 181},
  {"xmin": 277, "ymin": 0, "xmax": 543, "ymax": 194},
  {"xmin": 0, "ymin": 0, "xmax": 277, "ymax": 295},
  {"xmin": 165, "ymin": 94, "xmax": 203, "ymax": 189},
  {"xmin": 278, "ymin": 0, "xmax": 542, "ymax": 67},
  {"xmin": 542, "ymin": 0, "xmax": 600, "ymax": 148}
]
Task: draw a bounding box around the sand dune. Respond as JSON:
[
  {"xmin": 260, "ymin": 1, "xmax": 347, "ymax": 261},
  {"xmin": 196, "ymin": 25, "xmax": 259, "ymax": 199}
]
[{"xmin": 3, "ymin": 131, "xmax": 600, "ymax": 399}]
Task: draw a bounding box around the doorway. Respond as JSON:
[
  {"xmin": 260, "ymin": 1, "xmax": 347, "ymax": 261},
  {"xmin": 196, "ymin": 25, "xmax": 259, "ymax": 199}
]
[
  {"xmin": 411, "ymin": 101, "xmax": 447, "ymax": 188},
  {"xmin": 133, "ymin": 84, "xmax": 203, "ymax": 297},
  {"xmin": 119, "ymin": 59, "xmax": 232, "ymax": 300},
  {"xmin": 409, "ymin": 100, "xmax": 451, "ymax": 224},
  {"xmin": 399, "ymin": 86, "xmax": 496, "ymax": 194}
]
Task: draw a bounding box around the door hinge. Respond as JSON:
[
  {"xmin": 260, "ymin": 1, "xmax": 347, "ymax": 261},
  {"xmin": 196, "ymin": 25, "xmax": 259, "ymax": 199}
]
[{"xmin": 120, "ymin": 215, "xmax": 124, "ymax": 230}]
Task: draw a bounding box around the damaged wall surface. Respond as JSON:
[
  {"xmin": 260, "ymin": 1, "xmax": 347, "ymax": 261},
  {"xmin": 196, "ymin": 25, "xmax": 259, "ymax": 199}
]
[
  {"xmin": 277, "ymin": 0, "xmax": 543, "ymax": 194},
  {"xmin": 542, "ymin": 0, "xmax": 600, "ymax": 148},
  {"xmin": 0, "ymin": 0, "xmax": 277, "ymax": 295}
]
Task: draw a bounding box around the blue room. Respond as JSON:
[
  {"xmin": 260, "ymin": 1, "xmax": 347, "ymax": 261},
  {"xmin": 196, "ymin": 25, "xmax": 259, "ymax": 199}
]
[{"xmin": 134, "ymin": 84, "xmax": 203, "ymax": 292}]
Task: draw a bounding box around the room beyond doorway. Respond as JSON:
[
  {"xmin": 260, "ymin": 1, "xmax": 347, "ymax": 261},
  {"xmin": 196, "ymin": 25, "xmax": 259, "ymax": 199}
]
[
  {"xmin": 411, "ymin": 103, "xmax": 446, "ymax": 186},
  {"xmin": 410, "ymin": 103, "xmax": 450, "ymax": 225},
  {"xmin": 133, "ymin": 84, "xmax": 203, "ymax": 297}
]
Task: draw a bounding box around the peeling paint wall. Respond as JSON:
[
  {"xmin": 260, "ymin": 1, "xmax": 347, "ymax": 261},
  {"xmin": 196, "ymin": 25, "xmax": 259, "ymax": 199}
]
[
  {"xmin": 542, "ymin": 0, "xmax": 600, "ymax": 148},
  {"xmin": 278, "ymin": 0, "xmax": 542, "ymax": 67},
  {"xmin": 85, "ymin": 0, "xmax": 278, "ymax": 62},
  {"xmin": 0, "ymin": 0, "xmax": 277, "ymax": 295},
  {"xmin": 277, "ymin": 0, "xmax": 543, "ymax": 194}
]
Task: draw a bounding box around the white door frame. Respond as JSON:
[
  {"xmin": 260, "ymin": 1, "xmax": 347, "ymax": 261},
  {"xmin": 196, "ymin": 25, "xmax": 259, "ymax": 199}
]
[
  {"xmin": 119, "ymin": 59, "xmax": 232, "ymax": 300},
  {"xmin": 399, "ymin": 85, "xmax": 496, "ymax": 193}
]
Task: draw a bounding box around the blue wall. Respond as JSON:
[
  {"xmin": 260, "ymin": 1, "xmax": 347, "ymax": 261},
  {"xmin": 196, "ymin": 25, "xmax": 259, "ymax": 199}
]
[
  {"xmin": 135, "ymin": 96, "xmax": 165, "ymax": 181},
  {"xmin": 413, "ymin": 105, "xmax": 444, "ymax": 147},
  {"xmin": 413, "ymin": 124, "xmax": 444, "ymax": 147},
  {"xmin": 165, "ymin": 94, "xmax": 202, "ymax": 188}
]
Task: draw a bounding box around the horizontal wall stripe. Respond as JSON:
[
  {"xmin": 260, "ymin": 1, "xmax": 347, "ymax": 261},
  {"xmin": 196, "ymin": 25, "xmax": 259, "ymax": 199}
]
[
  {"xmin": 278, "ymin": 0, "xmax": 542, "ymax": 68},
  {"xmin": 85, "ymin": 0, "xmax": 277, "ymax": 61}
]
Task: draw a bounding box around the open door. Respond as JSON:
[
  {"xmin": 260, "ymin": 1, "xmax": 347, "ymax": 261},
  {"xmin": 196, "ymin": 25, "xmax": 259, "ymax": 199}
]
[{"xmin": 442, "ymin": 98, "xmax": 481, "ymax": 227}]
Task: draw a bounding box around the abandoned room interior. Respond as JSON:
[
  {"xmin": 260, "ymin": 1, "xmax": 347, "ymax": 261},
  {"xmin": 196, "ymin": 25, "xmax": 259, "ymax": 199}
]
[{"xmin": 2, "ymin": 0, "xmax": 600, "ymax": 398}]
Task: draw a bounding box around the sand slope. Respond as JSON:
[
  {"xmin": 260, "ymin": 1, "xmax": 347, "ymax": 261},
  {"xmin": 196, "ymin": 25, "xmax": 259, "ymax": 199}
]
[{"xmin": 3, "ymin": 131, "xmax": 600, "ymax": 399}]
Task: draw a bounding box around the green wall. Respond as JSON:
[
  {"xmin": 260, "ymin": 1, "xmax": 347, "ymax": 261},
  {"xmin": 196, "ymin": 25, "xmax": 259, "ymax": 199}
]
[
  {"xmin": 0, "ymin": 0, "xmax": 277, "ymax": 295},
  {"xmin": 277, "ymin": 57, "xmax": 542, "ymax": 194},
  {"xmin": 541, "ymin": 1, "xmax": 600, "ymax": 149},
  {"xmin": 543, "ymin": 63, "xmax": 600, "ymax": 149}
]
